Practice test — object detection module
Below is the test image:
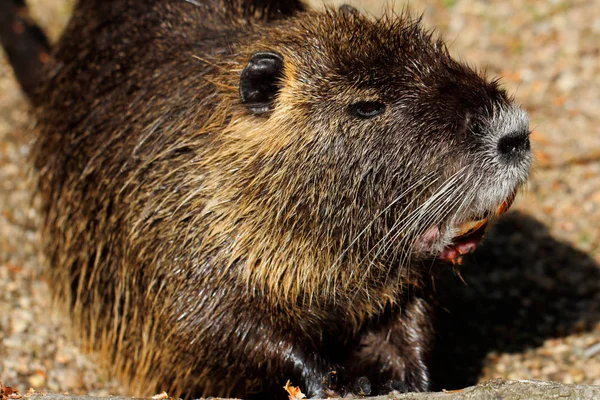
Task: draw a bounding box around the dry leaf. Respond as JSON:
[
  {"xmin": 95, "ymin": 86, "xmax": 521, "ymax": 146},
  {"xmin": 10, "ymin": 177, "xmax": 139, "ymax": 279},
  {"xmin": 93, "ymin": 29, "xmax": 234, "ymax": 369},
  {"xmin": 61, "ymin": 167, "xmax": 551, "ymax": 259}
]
[{"xmin": 283, "ymin": 380, "xmax": 306, "ymax": 400}]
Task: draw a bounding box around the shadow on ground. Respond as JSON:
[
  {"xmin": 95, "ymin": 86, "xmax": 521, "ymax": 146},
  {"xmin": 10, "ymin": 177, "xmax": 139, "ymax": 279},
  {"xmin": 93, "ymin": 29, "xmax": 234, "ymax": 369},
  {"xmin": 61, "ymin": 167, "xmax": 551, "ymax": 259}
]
[{"xmin": 430, "ymin": 211, "xmax": 600, "ymax": 390}]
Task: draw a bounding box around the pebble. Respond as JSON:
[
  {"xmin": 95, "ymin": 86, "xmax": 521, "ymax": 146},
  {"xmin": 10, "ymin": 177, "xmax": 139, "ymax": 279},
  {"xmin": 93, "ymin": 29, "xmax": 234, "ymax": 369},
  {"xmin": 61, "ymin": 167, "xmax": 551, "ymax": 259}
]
[{"xmin": 28, "ymin": 372, "xmax": 46, "ymax": 389}]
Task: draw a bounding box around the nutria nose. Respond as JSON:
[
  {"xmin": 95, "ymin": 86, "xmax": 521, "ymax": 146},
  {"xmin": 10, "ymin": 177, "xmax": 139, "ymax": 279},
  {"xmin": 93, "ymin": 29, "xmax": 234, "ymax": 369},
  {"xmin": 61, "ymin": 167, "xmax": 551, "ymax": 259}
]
[{"xmin": 497, "ymin": 131, "xmax": 530, "ymax": 160}]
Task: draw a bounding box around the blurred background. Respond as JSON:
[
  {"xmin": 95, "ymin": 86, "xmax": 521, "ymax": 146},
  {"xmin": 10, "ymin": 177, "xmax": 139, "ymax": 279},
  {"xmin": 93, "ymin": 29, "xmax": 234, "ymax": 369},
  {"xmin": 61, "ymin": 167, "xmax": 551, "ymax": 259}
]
[{"xmin": 0, "ymin": 0, "xmax": 599, "ymax": 395}]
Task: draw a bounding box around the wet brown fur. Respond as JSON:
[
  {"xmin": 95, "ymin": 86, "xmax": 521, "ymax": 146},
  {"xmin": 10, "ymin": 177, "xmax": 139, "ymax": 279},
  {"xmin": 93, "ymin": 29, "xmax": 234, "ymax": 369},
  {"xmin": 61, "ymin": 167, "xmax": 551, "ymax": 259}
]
[{"xmin": 30, "ymin": 0, "xmax": 524, "ymax": 398}]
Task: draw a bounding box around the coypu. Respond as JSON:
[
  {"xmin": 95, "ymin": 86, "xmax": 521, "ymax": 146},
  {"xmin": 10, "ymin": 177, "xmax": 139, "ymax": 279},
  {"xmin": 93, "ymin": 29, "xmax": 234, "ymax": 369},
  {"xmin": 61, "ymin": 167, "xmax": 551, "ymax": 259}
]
[{"xmin": 1, "ymin": 0, "xmax": 531, "ymax": 398}]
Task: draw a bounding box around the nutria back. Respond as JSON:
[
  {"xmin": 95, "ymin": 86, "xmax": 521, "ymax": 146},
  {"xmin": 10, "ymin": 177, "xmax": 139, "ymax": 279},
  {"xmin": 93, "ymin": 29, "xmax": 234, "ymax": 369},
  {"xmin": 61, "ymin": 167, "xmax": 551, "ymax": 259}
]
[{"xmin": 31, "ymin": 0, "xmax": 531, "ymax": 398}]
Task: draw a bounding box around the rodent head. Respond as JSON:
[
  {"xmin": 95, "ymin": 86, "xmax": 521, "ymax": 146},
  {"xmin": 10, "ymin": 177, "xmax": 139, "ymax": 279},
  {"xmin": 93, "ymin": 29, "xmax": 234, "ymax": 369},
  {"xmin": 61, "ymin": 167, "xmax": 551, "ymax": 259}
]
[{"xmin": 216, "ymin": 10, "xmax": 531, "ymax": 302}]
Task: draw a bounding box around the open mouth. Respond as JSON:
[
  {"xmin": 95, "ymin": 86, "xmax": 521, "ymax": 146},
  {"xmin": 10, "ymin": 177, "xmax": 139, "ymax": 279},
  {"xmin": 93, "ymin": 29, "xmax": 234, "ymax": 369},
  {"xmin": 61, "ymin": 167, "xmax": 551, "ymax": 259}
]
[
  {"xmin": 438, "ymin": 190, "xmax": 517, "ymax": 265},
  {"xmin": 439, "ymin": 218, "xmax": 488, "ymax": 264}
]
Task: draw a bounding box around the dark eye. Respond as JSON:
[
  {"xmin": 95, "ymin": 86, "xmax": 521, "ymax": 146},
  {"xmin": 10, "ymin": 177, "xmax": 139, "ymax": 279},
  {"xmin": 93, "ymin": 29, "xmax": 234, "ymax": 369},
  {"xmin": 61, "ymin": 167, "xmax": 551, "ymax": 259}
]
[{"xmin": 349, "ymin": 101, "xmax": 386, "ymax": 118}]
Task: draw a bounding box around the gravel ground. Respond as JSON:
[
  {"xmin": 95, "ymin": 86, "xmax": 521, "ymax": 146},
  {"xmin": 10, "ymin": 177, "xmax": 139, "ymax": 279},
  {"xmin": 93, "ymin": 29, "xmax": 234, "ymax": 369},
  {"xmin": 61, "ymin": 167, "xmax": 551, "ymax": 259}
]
[{"xmin": 1, "ymin": 0, "xmax": 599, "ymax": 396}]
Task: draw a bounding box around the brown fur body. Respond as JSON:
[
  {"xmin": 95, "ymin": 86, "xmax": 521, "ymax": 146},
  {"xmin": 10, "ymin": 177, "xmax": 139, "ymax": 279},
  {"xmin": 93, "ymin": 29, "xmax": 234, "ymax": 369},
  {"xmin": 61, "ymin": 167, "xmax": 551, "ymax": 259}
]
[{"xmin": 30, "ymin": 0, "xmax": 531, "ymax": 398}]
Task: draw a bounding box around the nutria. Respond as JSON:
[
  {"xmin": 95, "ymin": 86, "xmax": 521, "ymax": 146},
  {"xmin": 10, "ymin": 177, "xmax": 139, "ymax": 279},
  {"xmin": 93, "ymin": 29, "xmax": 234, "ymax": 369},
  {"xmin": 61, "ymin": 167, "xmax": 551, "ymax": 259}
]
[{"xmin": 1, "ymin": 0, "xmax": 531, "ymax": 398}]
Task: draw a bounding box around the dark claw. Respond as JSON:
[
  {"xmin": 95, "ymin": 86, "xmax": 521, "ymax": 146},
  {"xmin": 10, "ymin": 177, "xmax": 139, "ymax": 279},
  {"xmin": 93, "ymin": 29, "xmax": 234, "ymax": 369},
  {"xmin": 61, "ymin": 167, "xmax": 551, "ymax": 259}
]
[
  {"xmin": 353, "ymin": 376, "xmax": 372, "ymax": 396},
  {"xmin": 327, "ymin": 370, "xmax": 338, "ymax": 390},
  {"xmin": 321, "ymin": 370, "xmax": 341, "ymax": 397}
]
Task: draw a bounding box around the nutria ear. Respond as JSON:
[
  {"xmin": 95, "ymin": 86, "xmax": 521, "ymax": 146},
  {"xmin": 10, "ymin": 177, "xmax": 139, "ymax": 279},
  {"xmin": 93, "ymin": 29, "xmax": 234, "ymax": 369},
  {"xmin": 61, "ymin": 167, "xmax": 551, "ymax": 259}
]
[
  {"xmin": 339, "ymin": 4, "xmax": 360, "ymax": 16},
  {"xmin": 239, "ymin": 51, "xmax": 283, "ymax": 115}
]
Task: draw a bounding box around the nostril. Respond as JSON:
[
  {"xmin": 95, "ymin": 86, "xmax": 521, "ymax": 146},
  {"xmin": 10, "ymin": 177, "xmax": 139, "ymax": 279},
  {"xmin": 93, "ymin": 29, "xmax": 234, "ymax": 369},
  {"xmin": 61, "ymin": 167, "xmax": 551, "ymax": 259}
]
[{"xmin": 497, "ymin": 132, "xmax": 530, "ymax": 156}]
